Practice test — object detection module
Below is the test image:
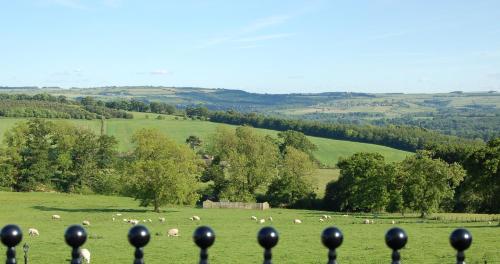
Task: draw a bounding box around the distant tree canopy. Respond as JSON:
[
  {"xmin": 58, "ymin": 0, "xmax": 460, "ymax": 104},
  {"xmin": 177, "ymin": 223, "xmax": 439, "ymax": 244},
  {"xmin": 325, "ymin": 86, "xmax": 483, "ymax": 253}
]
[
  {"xmin": 208, "ymin": 111, "xmax": 482, "ymax": 152},
  {"xmin": 0, "ymin": 119, "xmax": 119, "ymax": 193},
  {"xmin": 324, "ymin": 151, "xmax": 468, "ymax": 215}
]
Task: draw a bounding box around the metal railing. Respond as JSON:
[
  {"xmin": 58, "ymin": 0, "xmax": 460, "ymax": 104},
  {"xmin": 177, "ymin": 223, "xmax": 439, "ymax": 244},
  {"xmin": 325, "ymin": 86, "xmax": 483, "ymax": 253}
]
[{"xmin": 0, "ymin": 224, "xmax": 472, "ymax": 264}]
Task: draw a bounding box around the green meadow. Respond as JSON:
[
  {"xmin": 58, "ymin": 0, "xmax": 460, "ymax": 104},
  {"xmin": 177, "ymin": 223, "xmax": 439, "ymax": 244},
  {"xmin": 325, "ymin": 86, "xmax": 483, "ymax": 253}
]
[{"xmin": 0, "ymin": 192, "xmax": 498, "ymax": 264}]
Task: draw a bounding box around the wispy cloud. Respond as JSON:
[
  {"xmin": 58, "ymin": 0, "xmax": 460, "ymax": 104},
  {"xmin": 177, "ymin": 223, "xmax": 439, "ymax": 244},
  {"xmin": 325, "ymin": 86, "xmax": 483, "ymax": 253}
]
[
  {"xmin": 235, "ymin": 33, "xmax": 294, "ymax": 43},
  {"xmin": 43, "ymin": 0, "xmax": 87, "ymax": 9},
  {"xmin": 150, "ymin": 70, "xmax": 170, "ymax": 75},
  {"xmin": 198, "ymin": 14, "xmax": 294, "ymax": 49}
]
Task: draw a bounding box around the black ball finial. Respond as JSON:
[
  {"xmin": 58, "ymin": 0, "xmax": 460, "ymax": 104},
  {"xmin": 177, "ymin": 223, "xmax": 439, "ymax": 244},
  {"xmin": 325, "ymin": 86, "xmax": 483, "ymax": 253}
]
[
  {"xmin": 258, "ymin": 227, "xmax": 279, "ymax": 249},
  {"xmin": 193, "ymin": 226, "xmax": 216, "ymax": 249},
  {"xmin": 194, "ymin": 226, "xmax": 216, "ymax": 264},
  {"xmin": 450, "ymin": 228, "xmax": 472, "ymax": 264},
  {"xmin": 385, "ymin": 227, "xmax": 407, "ymax": 250},
  {"xmin": 450, "ymin": 228, "xmax": 472, "ymax": 252},
  {"xmin": 1, "ymin": 225, "xmax": 23, "ymax": 248},
  {"xmin": 128, "ymin": 225, "xmax": 151, "ymax": 248},
  {"xmin": 128, "ymin": 225, "xmax": 150, "ymax": 264},
  {"xmin": 321, "ymin": 227, "xmax": 343, "ymax": 250},
  {"xmin": 64, "ymin": 225, "xmax": 87, "ymax": 248},
  {"xmin": 322, "ymin": 227, "xmax": 343, "ymax": 264}
]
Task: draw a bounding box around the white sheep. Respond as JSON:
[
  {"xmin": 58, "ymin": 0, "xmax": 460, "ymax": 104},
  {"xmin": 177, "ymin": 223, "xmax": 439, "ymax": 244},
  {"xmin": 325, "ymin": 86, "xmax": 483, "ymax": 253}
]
[
  {"xmin": 391, "ymin": 220, "xmax": 396, "ymax": 224},
  {"xmin": 82, "ymin": 220, "xmax": 90, "ymax": 226},
  {"xmin": 363, "ymin": 219, "xmax": 370, "ymax": 224},
  {"xmin": 192, "ymin": 215, "xmax": 201, "ymax": 221},
  {"xmin": 322, "ymin": 214, "xmax": 328, "ymax": 219},
  {"xmin": 268, "ymin": 216, "xmax": 273, "ymax": 222},
  {"xmin": 123, "ymin": 219, "xmax": 128, "ymax": 222},
  {"xmin": 159, "ymin": 217, "xmax": 166, "ymax": 223},
  {"xmin": 293, "ymin": 219, "xmax": 302, "ymax": 224},
  {"xmin": 319, "ymin": 218, "xmax": 324, "ymax": 222},
  {"xmin": 258, "ymin": 219, "xmax": 265, "ymax": 224},
  {"xmin": 129, "ymin": 220, "xmax": 139, "ymax": 225},
  {"xmin": 116, "ymin": 213, "xmax": 122, "ymax": 216},
  {"xmin": 370, "ymin": 220, "xmax": 374, "ymax": 224},
  {"xmin": 28, "ymin": 228, "xmax": 39, "ymax": 237},
  {"xmin": 148, "ymin": 219, "xmax": 152, "ymax": 223},
  {"xmin": 251, "ymin": 216, "xmax": 258, "ymax": 221},
  {"xmin": 189, "ymin": 217, "xmax": 194, "ymax": 221},
  {"xmin": 52, "ymin": 214, "xmax": 61, "ymax": 220},
  {"xmin": 80, "ymin": 248, "xmax": 90, "ymax": 264},
  {"xmin": 327, "ymin": 215, "xmax": 332, "ymax": 219},
  {"xmin": 167, "ymin": 228, "xmax": 179, "ymax": 237},
  {"xmin": 112, "ymin": 217, "xmax": 115, "ymax": 222}
]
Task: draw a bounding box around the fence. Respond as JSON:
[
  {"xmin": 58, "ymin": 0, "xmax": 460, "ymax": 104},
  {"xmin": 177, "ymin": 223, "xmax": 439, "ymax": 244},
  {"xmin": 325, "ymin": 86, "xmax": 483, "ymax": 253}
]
[
  {"xmin": 0, "ymin": 224, "xmax": 472, "ymax": 264},
  {"xmin": 202, "ymin": 200, "xmax": 270, "ymax": 210}
]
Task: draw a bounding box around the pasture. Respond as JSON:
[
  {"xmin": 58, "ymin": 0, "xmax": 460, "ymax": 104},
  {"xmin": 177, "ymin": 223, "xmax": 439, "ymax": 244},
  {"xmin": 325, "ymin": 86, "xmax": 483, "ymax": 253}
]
[
  {"xmin": 0, "ymin": 192, "xmax": 499, "ymax": 263},
  {"xmin": 0, "ymin": 115, "xmax": 411, "ymax": 167}
]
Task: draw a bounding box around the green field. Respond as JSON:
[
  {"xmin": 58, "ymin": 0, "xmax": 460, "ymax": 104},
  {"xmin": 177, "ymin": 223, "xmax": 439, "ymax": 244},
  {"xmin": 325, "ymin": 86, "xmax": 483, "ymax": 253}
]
[
  {"xmin": 0, "ymin": 192, "xmax": 498, "ymax": 263},
  {"xmin": 0, "ymin": 115, "xmax": 411, "ymax": 167},
  {"xmin": 0, "ymin": 115, "xmax": 410, "ymax": 197}
]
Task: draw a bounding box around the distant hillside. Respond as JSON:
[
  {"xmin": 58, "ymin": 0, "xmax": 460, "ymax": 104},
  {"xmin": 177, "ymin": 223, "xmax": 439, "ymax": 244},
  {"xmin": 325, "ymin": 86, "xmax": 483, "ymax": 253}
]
[{"xmin": 0, "ymin": 86, "xmax": 499, "ymax": 140}]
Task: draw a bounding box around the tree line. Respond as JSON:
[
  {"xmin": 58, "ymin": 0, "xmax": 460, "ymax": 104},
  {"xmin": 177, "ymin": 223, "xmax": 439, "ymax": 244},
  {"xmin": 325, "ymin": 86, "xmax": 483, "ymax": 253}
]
[{"xmin": 207, "ymin": 111, "xmax": 482, "ymax": 152}]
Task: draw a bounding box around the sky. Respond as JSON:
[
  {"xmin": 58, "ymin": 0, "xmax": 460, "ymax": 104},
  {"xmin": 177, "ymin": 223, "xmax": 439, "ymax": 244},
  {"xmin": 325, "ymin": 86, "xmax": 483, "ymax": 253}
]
[{"xmin": 1, "ymin": 0, "xmax": 499, "ymax": 94}]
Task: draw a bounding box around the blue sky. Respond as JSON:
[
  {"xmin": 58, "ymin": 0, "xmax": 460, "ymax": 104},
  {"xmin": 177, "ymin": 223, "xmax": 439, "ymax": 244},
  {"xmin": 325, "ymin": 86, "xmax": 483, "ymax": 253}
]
[{"xmin": 1, "ymin": 0, "xmax": 499, "ymax": 94}]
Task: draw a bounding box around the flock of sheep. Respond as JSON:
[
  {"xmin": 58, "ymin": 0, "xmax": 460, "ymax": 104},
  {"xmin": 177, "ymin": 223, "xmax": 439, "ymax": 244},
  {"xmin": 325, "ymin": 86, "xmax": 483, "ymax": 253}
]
[{"xmin": 23, "ymin": 213, "xmax": 395, "ymax": 263}]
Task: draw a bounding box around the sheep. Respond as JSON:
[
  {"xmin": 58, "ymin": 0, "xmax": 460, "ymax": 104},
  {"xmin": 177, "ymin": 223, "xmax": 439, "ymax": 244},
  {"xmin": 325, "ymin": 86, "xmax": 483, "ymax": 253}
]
[
  {"xmin": 189, "ymin": 217, "xmax": 194, "ymax": 221},
  {"xmin": 322, "ymin": 215, "xmax": 328, "ymax": 219},
  {"xmin": 80, "ymin": 248, "xmax": 90, "ymax": 264},
  {"xmin": 148, "ymin": 219, "xmax": 152, "ymax": 223},
  {"xmin": 123, "ymin": 219, "xmax": 128, "ymax": 222},
  {"xmin": 342, "ymin": 214, "xmax": 349, "ymax": 217},
  {"xmin": 116, "ymin": 213, "xmax": 122, "ymax": 216},
  {"xmin": 251, "ymin": 216, "xmax": 258, "ymax": 221},
  {"xmin": 370, "ymin": 220, "xmax": 374, "ymax": 224},
  {"xmin": 258, "ymin": 219, "xmax": 265, "ymax": 224},
  {"xmin": 167, "ymin": 228, "xmax": 179, "ymax": 237},
  {"xmin": 293, "ymin": 219, "xmax": 302, "ymax": 224},
  {"xmin": 28, "ymin": 228, "xmax": 39, "ymax": 237},
  {"xmin": 159, "ymin": 217, "xmax": 166, "ymax": 223},
  {"xmin": 129, "ymin": 220, "xmax": 139, "ymax": 225},
  {"xmin": 112, "ymin": 217, "xmax": 115, "ymax": 222},
  {"xmin": 142, "ymin": 220, "xmax": 147, "ymax": 223},
  {"xmin": 319, "ymin": 218, "xmax": 324, "ymax": 222},
  {"xmin": 391, "ymin": 220, "xmax": 396, "ymax": 225},
  {"xmin": 192, "ymin": 216, "xmax": 201, "ymax": 221},
  {"xmin": 327, "ymin": 215, "xmax": 332, "ymax": 219},
  {"xmin": 268, "ymin": 216, "xmax": 273, "ymax": 222},
  {"xmin": 52, "ymin": 214, "xmax": 61, "ymax": 220},
  {"xmin": 363, "ymin": 219, "xmax": 370, "ymax": 224},
  {"xmin": 488, "ymin": 221, "xmax": 492, "ymax": 225},
  {"xmin": 82, "ymin": 220, "xmax": 91, "ymax": 226}
]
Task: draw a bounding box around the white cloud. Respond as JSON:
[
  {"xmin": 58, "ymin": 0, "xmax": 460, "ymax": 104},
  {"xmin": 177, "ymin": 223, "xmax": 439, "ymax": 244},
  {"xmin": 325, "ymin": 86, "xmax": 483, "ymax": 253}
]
[
  {"xmin": 235, "ymin": 33, "xmax": 294, "ymax": 43},
  {"xmin": 150, "ymin": 70, "xmax": 170, "ymax": 75},
  {"xmin": 43, "ymin": 0, "xmax": 87, "ymax": 9},
  {"xmin": 198, "ymin": 14, "xmax": 293, "ymax": 48}
]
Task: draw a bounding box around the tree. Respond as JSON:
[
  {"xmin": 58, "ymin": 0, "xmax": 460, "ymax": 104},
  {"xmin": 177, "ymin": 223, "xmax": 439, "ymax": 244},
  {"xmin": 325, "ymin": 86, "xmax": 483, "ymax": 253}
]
[
  {"xmin": 266, "ymin": 146, "xmax": 316, "ymax": 207},
  {"xmin": 459, "ymin": 138, "xmax": 500, "ymax": 213},
  {"xmin": 324, "ymin": 152, "xmax": 389, "ymax": 212},
  {"xmin": 204, "ymin": 126, "xmax": 279, "ymax": 202},
  {"xmin": 128, "ymin": 128, "xmax": 201, "ymax": 212},
  {"xmin": 400, "ymin": 151, "xmax": 465, "ymax": 217},
  {"xmin": 277, "ymin": 130, "xmax": 317, "ymax": 160},
  {"xmin": 185, "ymin": 135, "xmax": 202, "ymax": 149}
]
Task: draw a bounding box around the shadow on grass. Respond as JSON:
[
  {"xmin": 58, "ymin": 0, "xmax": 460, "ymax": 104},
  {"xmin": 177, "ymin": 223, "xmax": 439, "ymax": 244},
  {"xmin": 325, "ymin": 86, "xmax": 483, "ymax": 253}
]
[{"xmin": 32, "ymin": 205, "xmax": 179, "ymax": 214}]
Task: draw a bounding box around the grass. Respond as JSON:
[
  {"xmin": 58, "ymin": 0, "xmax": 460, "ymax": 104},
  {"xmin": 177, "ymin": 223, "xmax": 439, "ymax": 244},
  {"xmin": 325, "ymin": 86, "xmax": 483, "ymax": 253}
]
[
  {"xmin": 0, "ymin": 115, "xmax": 411, "ymax": 167},
  {"xmin": 0, "ymin": 192, "xmax": 499, "ymax": 263}
]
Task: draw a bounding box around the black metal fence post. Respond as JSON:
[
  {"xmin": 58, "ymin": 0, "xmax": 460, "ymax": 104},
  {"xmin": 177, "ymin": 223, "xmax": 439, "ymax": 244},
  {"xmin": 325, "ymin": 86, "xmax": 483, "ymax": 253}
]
[
  {"xmin": 22, "ymin": 243, "xmax": 29, "ymax": 264},
  {"xmin": 321, "ymin": 227, "xmax": 343, "ymax": 264},
  {"xmin": 64, "ymin": 225, "xmax": 87, "ymax": 264},
  {"xmin": 0, "ymin": 225, "xmax": 23, "ymax": 264},
  {"xmin": 450, "ymin": 228, "xmax": 472, "ymax": 264},
  {"xmin": 193, "ymin": 226, "xmax": 216, "ymax": 264},
  {"xmin": 128, "ymin": 225, "xmax": 150, "ymax": 264},
  {"xmin": 258, "ymin": 227, "xmax": 279, "ymax": 264},
  {"xmin": 385, "ymin": 227, "xmax": 407, "ymax": 264}
]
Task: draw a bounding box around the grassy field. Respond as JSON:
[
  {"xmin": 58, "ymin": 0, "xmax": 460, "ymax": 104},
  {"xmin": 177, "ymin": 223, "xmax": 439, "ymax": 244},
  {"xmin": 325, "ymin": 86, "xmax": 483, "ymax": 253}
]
[
  {"xmin": 0, "ymin": 115, "xmax": 411, "ymax": 167},
  {"xmin": 0, "ymin": 115, "xmax": 410, "ymax": 197},
  {"xmin": 0, "ymin": 192, "xmax": 498, "ymax": 264}
]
